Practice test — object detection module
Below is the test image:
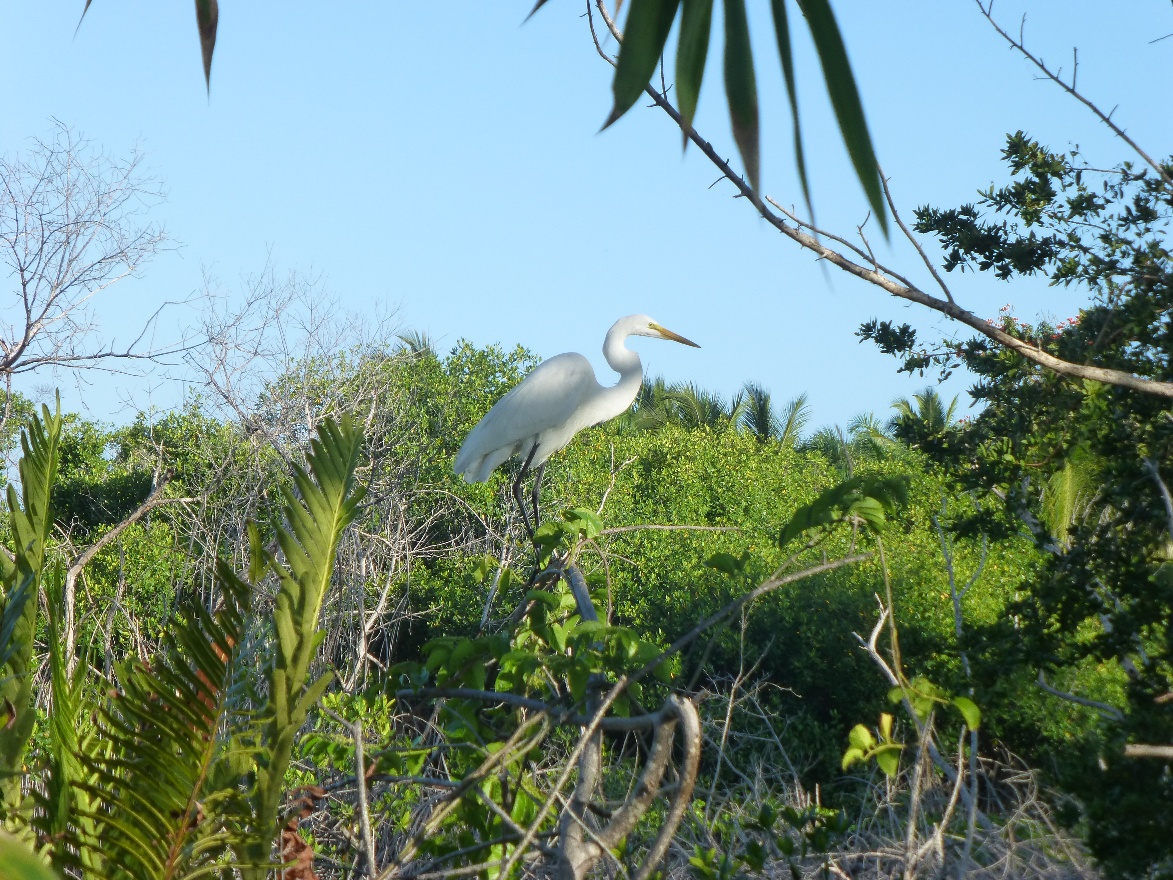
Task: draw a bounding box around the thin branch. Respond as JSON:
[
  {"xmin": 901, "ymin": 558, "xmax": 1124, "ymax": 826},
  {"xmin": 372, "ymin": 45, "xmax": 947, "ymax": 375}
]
[
  {"xmin": 879, "ymin": 167, "xmax": 955, "ymax": 303},
  {"xmin": 587, "ymin": 23, "xmax": 1173, "ymax": 399},
  {"xmin": 62, "ymin": 472, "xmax": 187, "ymax": 672},
  {"xmin": 322, "ymin": 709, "xmax": 377, "ymax": 878},
  {"xmin": 1036, "ymin": 671, "xmax": 1124, "ymax": 720},
  {"xmin": 1143, "ymin": 457, "xmax": 1173, "ymax": 545},
  {"xmin": 976, "ymin": 0, "xmax": 1172, "ymax": 186}
]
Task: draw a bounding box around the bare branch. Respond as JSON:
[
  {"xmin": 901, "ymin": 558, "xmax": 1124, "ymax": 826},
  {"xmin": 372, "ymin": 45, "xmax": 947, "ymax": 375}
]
[
  {"xmin": 0, "ymin": 122, "xmax": 182, "ymax": 379},
  {"xmin": 586, "ymin": 19, "xmax": 1173, "ymax": 398},
  {"xmin": 976, "ymin": 1, "xmax": 1172, "ymax": 186}
]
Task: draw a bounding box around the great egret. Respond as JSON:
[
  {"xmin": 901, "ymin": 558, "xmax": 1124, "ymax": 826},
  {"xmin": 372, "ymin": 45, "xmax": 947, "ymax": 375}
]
[{"xmin": 454, "ymin": 314, "xmax": 700, "ymax": 535}]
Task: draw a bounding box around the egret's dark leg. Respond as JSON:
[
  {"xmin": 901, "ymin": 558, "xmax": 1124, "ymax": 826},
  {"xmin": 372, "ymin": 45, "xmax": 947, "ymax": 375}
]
[
  {"xmin": 513, "ymin": 442, "xmax": 540, "ymax": 539},
  {"xmin": 531, "ymin": 462, "xmax": 546, "ymax": 531}
]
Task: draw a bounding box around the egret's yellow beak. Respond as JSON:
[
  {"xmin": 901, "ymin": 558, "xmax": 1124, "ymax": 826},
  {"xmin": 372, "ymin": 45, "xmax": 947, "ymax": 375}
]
[{"xmin": 649, "ymin": 322, "xmax": 700, "ymax": 348}]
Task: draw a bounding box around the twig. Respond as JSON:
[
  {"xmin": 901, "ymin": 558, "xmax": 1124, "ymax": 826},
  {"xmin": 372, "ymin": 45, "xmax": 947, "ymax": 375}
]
[
  {"xmin": 323, "ymin": 708, "xmax": 378, "ymax": 878},
  {"xmin": 976, "ymin": 0, "xmax": 1172, "ymax": 186},
  {"xmin": 1036, "ymin": 670, "xmax": 1124, "ymax": 720},
  {"xmin": 879, "ymin": 167, "xmax": 955, "ymax": 304}
]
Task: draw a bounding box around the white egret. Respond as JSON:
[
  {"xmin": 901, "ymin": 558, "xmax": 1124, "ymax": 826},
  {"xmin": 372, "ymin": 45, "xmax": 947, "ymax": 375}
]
[{"xmin": 454, "ymin": 314, "xmax": 700, "ymax": 535}]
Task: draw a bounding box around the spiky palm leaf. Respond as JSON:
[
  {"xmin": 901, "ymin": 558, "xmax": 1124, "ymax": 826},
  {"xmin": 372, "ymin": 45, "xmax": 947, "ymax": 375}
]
[
  {"xmin": 0, "ymin": 400, "xmax": 62, "ymax": 812},
  {"xmin": 68, "ymin": 561, "xmax": 254, "ymax": 880},
  {"xmin": 39, "ymin": 563, "xmax": 103, "ymax": 872},
  {"xmin": 1041, "ymin": 451, "xmax": 1100, "ymax": 546},
  {"xmin": 737, "ymin": 381, "xmax": 776, "ymax": 443},
  {"xmin": 246, "ymin": 415, "xmax": 365, "ymax": 869},
  {"xmin": 847, "ymin": 411, "xmax": 896, "ymax": 460},
  {"xmin": 777, "ymin": 393, "xmax": 812, "ymax": 449},
  {"xmin": 889, "ymin": 387, "xmax": 958, "ymax": 439},
  {"xmin": 808, "ymin": 425, "xmax": 854, "ymax": 476}
]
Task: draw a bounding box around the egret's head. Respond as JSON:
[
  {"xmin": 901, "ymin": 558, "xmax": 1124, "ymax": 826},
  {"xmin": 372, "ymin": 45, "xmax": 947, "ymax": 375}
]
[{"xmin": 623, "ymin": 315, "xmax": 700, "ymax": 348}]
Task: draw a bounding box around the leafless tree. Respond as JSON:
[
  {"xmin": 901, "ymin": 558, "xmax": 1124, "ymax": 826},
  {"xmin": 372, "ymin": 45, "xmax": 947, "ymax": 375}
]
[{"xmin": 1, "ymin": 121, "xmax": 184, "ymax": 427}]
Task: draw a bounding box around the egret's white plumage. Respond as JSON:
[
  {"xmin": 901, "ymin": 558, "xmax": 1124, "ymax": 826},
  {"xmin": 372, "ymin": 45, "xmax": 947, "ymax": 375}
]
[{"xmin": 454, "ymin": 316, "xmax": 699, "ymax": 525}]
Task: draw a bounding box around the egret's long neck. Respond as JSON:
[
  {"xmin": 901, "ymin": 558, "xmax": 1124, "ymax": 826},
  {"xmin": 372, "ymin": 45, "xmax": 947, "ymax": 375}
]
[{"xmin": 599, "ymin": 322, "xmax": 644, "ymax": 417}]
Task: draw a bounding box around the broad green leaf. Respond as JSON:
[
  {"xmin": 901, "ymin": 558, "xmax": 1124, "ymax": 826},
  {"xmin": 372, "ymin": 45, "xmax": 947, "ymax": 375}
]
[
  {"xmin": 704, "ymin": 550, "xmax": 748, "ymax": 576},
  {"xmin": 879, "ymin": 712, "xmax": 894, "ymax": 740},
  {"xmin": 800, "ymin": 0, "xmax": 887, "ymax": 233},
  {"xmin": 722, "ymin": 0, "xmax": 760, "ymax": 191},
  {"xmin": 471, "ymin": 554, "xmax": 497, "ymax": 583},
  {"xmin": 840, "ymin": 746, "xmax": 864, "ymax": 770},
  {"xmin": 951, "ymin": 696, "xmax": 982, "ymax": 730},
  {"xmin": 741, "ymin": 838, "xmax": 767, "ymax": 872},
  {"xmin": 778, "ymin": 474, "xmax": 909, "ymax": 546},
  {"xmin": 847, "ymin": 723, "xmax": 874, "ymax": 751},
  {"xmin": 675, "ymin": 0, "xmax": 714, "ymax": 136},
  {"xmin": 606, "ymin": 0, "xmax": 682, "ymax": 128},
  {"xmin": 524, "ymin": 589, "xmax": 561, "ymax": 608},
  {"xmin": 875, "ymin": 745, "xmax": 900, "ymax": 777},
  {"xmin": 769, "ymin": 0, "xmax": 812, "ymax": 218},
  {"xmin": 564, "ymin": 506, "xmax": 603, "ymax": 540}
]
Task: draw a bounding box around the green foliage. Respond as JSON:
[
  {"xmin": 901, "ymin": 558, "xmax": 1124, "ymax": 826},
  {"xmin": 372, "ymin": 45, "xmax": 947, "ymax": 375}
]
[
  {"xmin": 0, "ymin": 407, "xmax": 366, "ymax": 878},
  {"xmin": 67, "ymin": 562, "xmax": 253, "ymax": 879},
  {"xmin": 688, "ymin": 798, "xmax": 848, "ymax": 879},
  {"xmin": 861, "ymin": 130, "xmax": 1173, "ymax": 874},
  {"xmin": 841, "ymin": 712, "xmax": 901, "ymax": 777},
  {"xmin": 778, "ymin": 474, "xmax": 909, "ymax": 548},
  {"xmin": 598, "ymin": 0, "xmax": 884, "ymax": 225},
  {"xmin": 0, "ymin": 400, "xmax": 61, "ymax": 813},
  {"xmin": 247, "ymin": 416, "xmax": 366, "ymax": 869},
  {"xmin": 0, "ymin": 831, "xmax": 57, "ymax": 880}
]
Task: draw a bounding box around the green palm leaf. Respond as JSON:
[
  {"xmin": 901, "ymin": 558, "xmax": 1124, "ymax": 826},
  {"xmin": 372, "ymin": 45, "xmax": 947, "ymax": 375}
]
[
  {"xmin": 248, "ymin": 415, "xmax": 365, "ymax": 868},
  {"xmin": 0, "ymin": 400, "xmax": 62, "ymax": 812},
  {"xmin": 70, "ymin": 560, "xmax": 254, "ymax": 880}
]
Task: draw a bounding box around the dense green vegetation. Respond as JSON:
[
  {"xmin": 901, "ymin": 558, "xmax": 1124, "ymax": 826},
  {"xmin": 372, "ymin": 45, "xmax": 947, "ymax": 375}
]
[
  {"xmin": 3, "ymin": 7, "xmax": 1169, "ymax": 875},
  {"xmin": 0, "ymin": 318, "xmax": 1127, "ymax": 876}
]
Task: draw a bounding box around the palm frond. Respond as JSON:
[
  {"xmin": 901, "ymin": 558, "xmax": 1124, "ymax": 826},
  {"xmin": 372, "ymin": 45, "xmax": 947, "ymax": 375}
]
[
  {"xmin": 777, "ymin": 392, "xmax": 811, "ymax": 449},
  {"xmin": 71, "ymin": 561, "xmax": 255, "ymax": 880},
  {"xmin": 848, "ymin": 411, "xmax": 896, "ymax": 460},
  {"xmin": 0, "ymin": 399, "xmax": 62, "ymax": 812},
  {"xmin": 250, "ymin": 415, "xmax": 365, "ymax": 862},
  {"xmin": 38, "ymin": 563, "xmax": 103, "ymax": 871},
  {"xmin": 1041, "ymin": 451, "xmax": 1100, "ymax": 546},
  {"xmin": 737, "ymin": 381, "xmax": 775, "ymax": 443}
]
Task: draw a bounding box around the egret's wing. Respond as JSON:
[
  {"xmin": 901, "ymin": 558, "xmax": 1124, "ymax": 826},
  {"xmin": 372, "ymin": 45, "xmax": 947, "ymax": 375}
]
[{"xmin": 454, "ymin": 353, "xmax": 597, "ymax": 481}]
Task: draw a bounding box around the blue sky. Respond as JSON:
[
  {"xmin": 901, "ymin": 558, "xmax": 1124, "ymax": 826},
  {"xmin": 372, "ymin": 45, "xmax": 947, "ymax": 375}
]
[{"xmin": 2, "ymin": 2, "xmax": 1171, "ymax": 430}]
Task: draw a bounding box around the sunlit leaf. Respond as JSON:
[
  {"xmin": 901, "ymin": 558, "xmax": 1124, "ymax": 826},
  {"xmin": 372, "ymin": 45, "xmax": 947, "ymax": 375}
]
[
  {"xmin": 847, "ymin": 723, "xmax": 874, "ymax": 751},
  {"xmin": 605, "ymin": 0, "xmax": 682, "ymax": 128},
  {"xmin": 800, "ymin": 0, "xmax": 886, "ymax": 232},
  {"xmin": 722, "ymin": 0, "xmax": 759, "ymax": 191},
  {"xmin": 875, "ymin": 745, "xmax": 900, "ymax": 777},
  {"xmin": 675, "ymin": 0, "xmax": 714, "ymax": 138},
  {"xmin": 951, "ymin": 695, "xmax": 982, "ymax": 730}
]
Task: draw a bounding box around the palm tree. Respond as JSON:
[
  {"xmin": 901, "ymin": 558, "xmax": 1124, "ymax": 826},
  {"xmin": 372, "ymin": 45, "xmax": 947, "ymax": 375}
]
[
  {"xmin": 889, "ymin": 387, "xmax": 959, "ymax": 447},
  {"xmin": 737, "ymin": 381, "xmax": 775, "ymax": 443},
  {"xmin": 737, "ymin": 384, "xmax": 811, "ymax": 448},
  {"xmin": 630, "ymin": 376, "xmax": 739, "ymax": 432},
  {"xmin": 847, "ymin": 411, "xmax": 897, "ymax": 460},
  {"xmin": 395, "ymin": 330, "xmax": 438, "ymax": 359},
  {"xmin": 807, "ymin": 425, "xmax": 855, "ymax": 476},
  {"xmin": 777, "ymin": 392, "xmax": 812, "ymax": 449}
]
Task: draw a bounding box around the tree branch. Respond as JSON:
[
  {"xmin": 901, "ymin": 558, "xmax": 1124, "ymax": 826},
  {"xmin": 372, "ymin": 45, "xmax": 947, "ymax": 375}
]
[{"xmin": 584, "ymin": 15, "xmax": 1173, "ymax": 399}]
